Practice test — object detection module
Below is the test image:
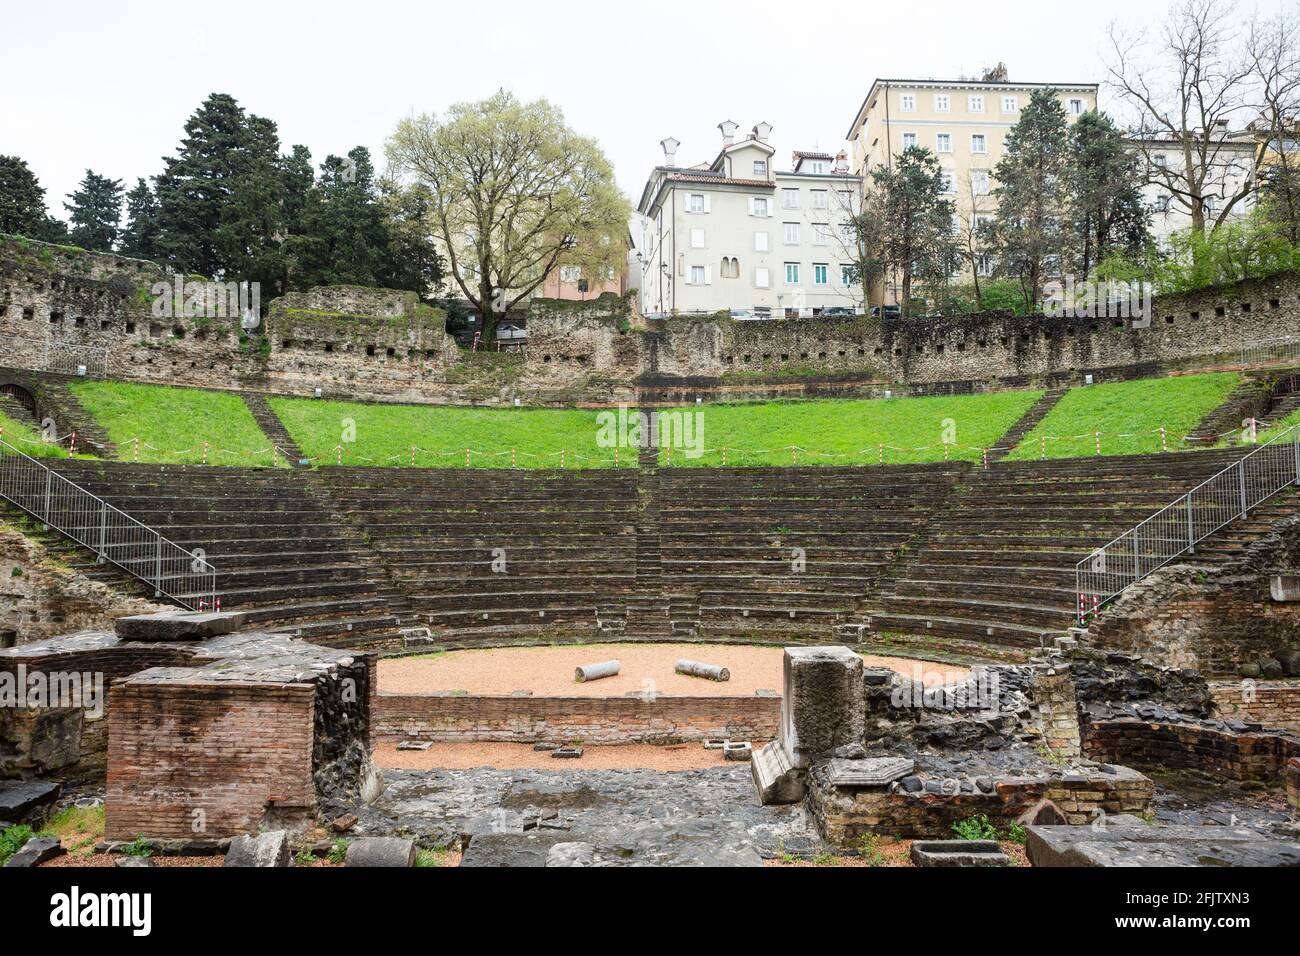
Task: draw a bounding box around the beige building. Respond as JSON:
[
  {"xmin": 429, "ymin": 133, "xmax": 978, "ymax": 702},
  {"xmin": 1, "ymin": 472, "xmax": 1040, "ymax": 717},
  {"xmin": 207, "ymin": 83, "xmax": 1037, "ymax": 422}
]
[
  {"xmin": 845, "ymin": 74, "xmax": 1098, "ymax": 296},
  {"xmin": 635, "ymin": 122, "xmax": 865, "ymax": 317}
]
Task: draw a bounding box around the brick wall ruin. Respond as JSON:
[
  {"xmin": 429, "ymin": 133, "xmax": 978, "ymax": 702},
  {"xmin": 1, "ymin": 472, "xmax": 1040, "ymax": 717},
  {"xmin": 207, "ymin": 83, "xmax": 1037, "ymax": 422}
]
[
  {"xmin": 1211, "ymin": 680, "xmax": 1300, "ymax": 732},
  {"xmin": 5, "ymin": 236, "xmax": 1300, "ymax": 405}
]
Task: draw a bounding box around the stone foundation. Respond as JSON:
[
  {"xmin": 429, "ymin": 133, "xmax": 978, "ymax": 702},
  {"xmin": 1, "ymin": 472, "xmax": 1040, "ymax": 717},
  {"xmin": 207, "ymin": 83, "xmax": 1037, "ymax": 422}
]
[
  {"xmin": 1211, "ymin": 680, "xmax": 1300, "ymax": 732},
  {"xmin": 1083, "ymin": 714, "xmax": 1300, "ymax": 782},
  {"xmin": 374, "ymin": 693, "xmax": 779, "ymax": 745}
]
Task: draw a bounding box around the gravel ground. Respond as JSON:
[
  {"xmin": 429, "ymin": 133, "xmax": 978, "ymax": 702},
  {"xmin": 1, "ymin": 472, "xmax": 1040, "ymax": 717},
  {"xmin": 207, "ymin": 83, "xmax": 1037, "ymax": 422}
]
[
  {"xmin": 379, "ymin": 643, "xmax": 968, "ymax": 697},
  {"xmin": 375, "ymin": 740, "xmax": 758, "ymax": 771}
]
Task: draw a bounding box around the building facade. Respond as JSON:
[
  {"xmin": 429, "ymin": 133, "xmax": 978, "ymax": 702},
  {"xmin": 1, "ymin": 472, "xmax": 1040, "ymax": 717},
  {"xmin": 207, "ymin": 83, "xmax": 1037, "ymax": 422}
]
[
  {"xmin": 1130, "ymin": 135, "xmax": 1258, "ymax": 247},
  {"xmin": 635, "ymin": 122, "xmax": 865, "ymax": 317}
]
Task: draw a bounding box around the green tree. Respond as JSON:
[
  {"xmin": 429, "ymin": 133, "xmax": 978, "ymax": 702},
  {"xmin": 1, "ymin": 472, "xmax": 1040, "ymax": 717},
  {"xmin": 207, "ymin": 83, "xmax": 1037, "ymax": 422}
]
[
  {"xmin": 118, "ymin": 178, "xmax": 161, "ymax": 260},
  {"xmin": 63, "ymin": 169, "xmax": 124, "ymax": 252},
  {"xmin": 869, "ymin": 146, "xmax": 956, "ymax": 319},
  {"xmin": 387, "ymin": 90, "xmax": 630, "ymax": 345},
  {"xmin": 377, "ymin": 178, "xmax": 445, "ymax": 298},
  {"xmin": 289, "ymin": 147, "xmax": 389, "ymax": 289},
  {"xmin": 0, "ymin": 155, "xmax": 66, "ymax": 242},
  {"xmin": 213, "ymin": 113, "xmax": 292, "ymax": 300},
  {"xmin": 989, "ymin": 88, "xmax": 1071, "ymax": 310},
  {"xmin": 1069, "ymin": 111, "xmax": 1150, "ymax": 278}
]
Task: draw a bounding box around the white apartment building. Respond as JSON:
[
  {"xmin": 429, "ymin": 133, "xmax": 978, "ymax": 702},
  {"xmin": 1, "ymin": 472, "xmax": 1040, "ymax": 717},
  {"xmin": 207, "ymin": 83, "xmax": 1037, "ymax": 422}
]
[
  {"xmin": 635, "ymin": 121, "xmax": 865, "ymax": 317},
  {"xmin": 1128, "ymin": 134, "xmax": 1258, "ymax": 247}
]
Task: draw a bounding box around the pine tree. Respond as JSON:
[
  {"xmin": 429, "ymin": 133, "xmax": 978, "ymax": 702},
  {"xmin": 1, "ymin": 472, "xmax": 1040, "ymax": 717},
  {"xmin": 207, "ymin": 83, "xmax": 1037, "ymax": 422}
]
[
  {"xmin": 377, "ymin": 179, "xmax": 445, "ymax": 297},
  {"xmin": 1068, "ymin": 111, "xmax": 1151, "ymax": 277},
  {"xmin": 989, "ymin": 88, "xmax": 1072, "ymax": 310},
  {"xmin": 0, "ymin": 155, "xmax": 66, "ymax": 242},
  {"xmin": 118, "ymin": 178, "xmax": 162, "ymax": 260},
  {"xmin": 291, "ymin": 147, "xmax": 389, "ymax": 288},
  {"xmin": 870, "ymin": 146, "xmax": 956, "ymax": 318},
  {"xmin": 64, "ymin": 169, "xmax": 124, "ymax": 252}
]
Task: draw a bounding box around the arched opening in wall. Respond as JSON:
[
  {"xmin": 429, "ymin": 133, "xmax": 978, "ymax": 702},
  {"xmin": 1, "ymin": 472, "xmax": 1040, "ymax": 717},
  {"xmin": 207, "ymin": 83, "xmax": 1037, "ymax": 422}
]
[{"xmin": 0, "ymin": 383, "xmax": 38, "ymax": 422}]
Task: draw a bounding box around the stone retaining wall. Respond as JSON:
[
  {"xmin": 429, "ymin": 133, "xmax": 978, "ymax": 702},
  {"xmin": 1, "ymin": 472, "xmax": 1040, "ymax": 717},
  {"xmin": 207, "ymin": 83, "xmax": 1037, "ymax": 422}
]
[
  {"xmin": 374, "ymin": 692, "xmax": 779, "ymax": 745},
  {"xmin": 1084, "ymin": 717, "xmax": 1300, "ymax": 781},
  {"xmin": 1210, "ymin": 680, "xmax": 1300, "ymax": 732}
]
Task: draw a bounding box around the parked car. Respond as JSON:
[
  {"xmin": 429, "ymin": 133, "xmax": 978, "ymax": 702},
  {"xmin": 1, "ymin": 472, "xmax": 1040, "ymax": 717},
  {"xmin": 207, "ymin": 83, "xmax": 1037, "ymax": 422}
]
[
  {"xmin": 870, "ymin": 305, "xmax": 902, "ymax": 320},
  {"xmin": 821, "ymin": 307, "xmax": 856, "ymax": 317}
]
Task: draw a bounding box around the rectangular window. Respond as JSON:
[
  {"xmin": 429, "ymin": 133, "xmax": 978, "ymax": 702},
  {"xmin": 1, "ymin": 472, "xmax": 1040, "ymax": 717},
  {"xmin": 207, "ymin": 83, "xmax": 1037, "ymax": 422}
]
[
  {"xmin": 811, "ymin": 189, "xmax": 828, "ymax": 209},
  {"xmin": 971, "ymin": 171, "xmax": 990, "ymax": 195},
  {"xmin": 1155, "ymin": 195, "xmax": 1171, "ymax": 212},
  {"xmin": 690, "ymin": 228, "xmax": 705, "ymax": 249},
  {"xmin": 688, "ymin": 193, "xmax": 706, "ymax": 213},
  {"xmin": 784, "ymin": 262, "xmax": 800, "ymax": 285},
  {"xmin": 813, "ymin": 223, "xmax": 831, "ymax": 245},
  {"xmin": 690, "ymin": 265, "xmax": 706, "ymax": 285},
  {"xmin": 936, "ymin": 133, "xmax": 952, "ymax": 153},
  {"xmin": 1153, "ymin": 154, "xmax": 1167, "ymax": 168},
  {"xmin": 1001, "ymin": 95, "xmax": 1018, "ymax": 113},
  {"xmin": 1069, "ymin": 98, "xmax": 1083, "ymax": 115},
  {"xmin": 782, "ymin": 188, "xmax": 800, "ymax": 209},
  {"xmin": 783, "ymin": 222, "xmax": 800, "ymax": 245},
  {"xmin": 941, "ymin": 171, "xmax": 955, "ymax": 194},
  {"xmin": 901, "ymin": 132, "xmax": 917, "ymax": 150},
  {"xmin": 977, "ymin": 253, "xmax": 994, "ymax": 277},
  {"xmin": 841, "ymin": 264, "xmax": 856, "ymax": 285},
  {"xmin": 968, "ymin": 95, "xmax": 985, "ymax": 112},
  {"xmin": 753, "ymin": 197, "xmax": 769, "ymax": 216},
  {"xmin": 900, "ymin": 93, "xmax": 916, "ymax": 112},
  {"xmin": 837, "ymin": 190, "xmax": 853, "ymax": 211},
  {"xmin": 754, "ymin": 231, "xmax": 769, "ymax": 252},
  {"xmin": 934, "ymin": 94, "xmax": 950, "ymax": 112},
  {"xmin": 754, "ymin": 266, "xmax": 770, "ymax": 288},
  {"xmin": 753, "ymin": 160, "xmax": 768, "ymax": 175},
  {"xmin": 813, "ymin": 263, "xmax": 829, "ymax": 286},
  {"xmin": 559, "ymin": 265, "xmax": 581, "ymax": 282},
  {"xmin": 971, "ymin": 134, "xmax": 986, "ymax": 154}
]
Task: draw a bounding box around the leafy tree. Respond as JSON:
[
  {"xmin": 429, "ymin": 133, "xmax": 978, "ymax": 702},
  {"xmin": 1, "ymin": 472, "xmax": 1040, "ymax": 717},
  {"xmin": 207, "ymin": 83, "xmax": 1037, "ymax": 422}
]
[
  {"xmin": 63, "ymin": 169, "xmax": 124, "ymax": 252},
  {"xmin": 1069, "ymin": 111, "xmax": 1151, "ymax": 278},
  {"xmin": 118, "ymin": 178, "xmax": 162, "ymax": 260},
  {"xmin": 0, "ymin": 155, "xmax": 66, "ymax": 242},
  {"xmin": 834, "ymin": 188, "xmax": 887, "ymax": 314},
  {"xmin": 989, "ymin": 88, "xmax": 1072, "ymax": 310},
  {"xmin": 869, "ymin": 146, "xmax": 956, "ymax": 319},
  {"xmin": 387, "ymin": 90, "xmax": 630, "ymax": 345}
]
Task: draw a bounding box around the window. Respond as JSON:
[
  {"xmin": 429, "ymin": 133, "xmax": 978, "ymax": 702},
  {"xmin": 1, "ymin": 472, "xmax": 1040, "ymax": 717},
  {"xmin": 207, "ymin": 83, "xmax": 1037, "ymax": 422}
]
[
  {"xmin": 813, "ymin": 223, "xmax": 831, "ymax": 245},
  {"xmin": 754, "ymin": 231, "xmax": 769, "ymax": 252},
  {"xmin": 1069, "ymin": 98, "xmax": 1083, "ymax": 115},
  {"xmin": 811, "ymin": 189, "xmax": 828, "ymax": 209},
  {"xmin": 559, "ymin": 265, "xmax": 581, "ymax": 282},
  {"xmin": 1155, "ymin": 195, "xmax": 1171, "ymax": 212},
  {"xmin": 783, "ymin": 222, "xmax": 800, "ymax": 245},
  {"xmin": 690, "ymin": 265, "xmax": 707, "ymax": 285},
  {"xmin": 934, "ymin": 94, "xmax": 950, "ymax": 112},
  {"xmin": 813, "ymin": 263, "xmax": 829, "ymax": 286},
  {"xmin": 936, "ymin": 133, "xmax": 951, "ymax": 153},
  {"xmin": 900, "ymin": 93, "xmax": 916, "ymax": 112},
  {"xmin": 754, "ymin": 266, "xmax": 771, "ymax": 288},
  {"xmin": 753, "ymin": 160, "xmax": 768, "ymax": 176},
  {"xmin": 690, "ymin": 227, "xmax": 706, "ymax": 249},
  {"xmin": 1153, "ymin": 154, "xmax": 1168, "ymax": 168},
  {"xmin": 1001, "ymin": 95, "xmax": 1018, "ymax": 113},
  {"xmin": 971, "ymin": 134, "xmax": 986, "ymax": 154},
  {"xmin": 971, "ymin": 170, "xmax": 990, "ymax": 195},
  {"xmin": 976, "ymin": 253, "xmax": 994, "ymax": 277},
  {"xmin": 782, "ymin": 188, "xmax": 800, "ymax": 209},
  {"xmin": 975, "ymin": 213, "xmax": 993, "ymax": 230},
  {"xmin": 837, "ymin": 190, "xmax": 853, "ymax": 211},
  {"xmin": 688, "ymin": 193, "xmax": 705, "ymax": 213},
  {"xmin": 721, "ymin": 256, "xmax": 740, "ymax": 278},
  {"xmin": 840, "ymin": 221, "xmax": 855, "ymax": 242},
  {"xmin": 968, "ymin": 94, "xmax": 985, "ymax": 112},
  {"xmin": 941, "ymin": 171, "xmax": 955, "ymax": 194},
  {"xmin": 901, "ymin": 132, "xmax": 918, "ymax": 150},
  {"xmin": 784, "ymin": 262, "xmax": 800, "ymax": 285},
  {"xmin": 808, "ymin": 160, "xmax": 827, "ymax": 174},
  {"xmin": 841, "ymin": 264, "xmax": 856, "ymax": 285},
  {"xmin": 752, "ymin": 196, "xmax": 769, "ymax": 216}
]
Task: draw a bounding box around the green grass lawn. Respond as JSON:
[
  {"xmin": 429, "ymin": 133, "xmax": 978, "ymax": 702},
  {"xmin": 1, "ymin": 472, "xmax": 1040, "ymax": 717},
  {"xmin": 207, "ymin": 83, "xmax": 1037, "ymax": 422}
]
[
  {"xmin": 1005, "ymin": 372, "xmax": 1241, "ymax": 460},
  {"xmin": 69, "ymin": 381, "xmax": 284, "ymax": 467},
  {"xmin": 1250, "ymin": 406, "xmax": 1300, "ymax": 445},
  {"xmin": 269, "ymin": 398, "xmax": 633, "ymax": 468},
  {"xmin": 658, "ymin": 391, "xmax": 1044, "ymax": 467},
  {"xmin": 0, "ymin": 409, "xmax": 71, "ymax": 459}
]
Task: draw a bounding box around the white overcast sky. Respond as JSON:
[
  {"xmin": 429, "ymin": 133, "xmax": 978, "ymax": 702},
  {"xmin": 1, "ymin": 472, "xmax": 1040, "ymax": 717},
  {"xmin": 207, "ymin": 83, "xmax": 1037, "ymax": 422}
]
[{"xmin": 1, "ymin": 0, "xmax": 1289, "ymax": 219}]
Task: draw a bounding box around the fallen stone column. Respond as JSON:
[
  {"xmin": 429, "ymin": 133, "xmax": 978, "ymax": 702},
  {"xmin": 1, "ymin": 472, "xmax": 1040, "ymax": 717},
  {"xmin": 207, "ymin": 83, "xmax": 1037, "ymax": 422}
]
[
  {"xmin": 575, "ymin": 660, "xmax": 620, "ymax": 682},
  {"xmin": 675, "ymin": 659, "xmax": 730, "ymax": 682}
]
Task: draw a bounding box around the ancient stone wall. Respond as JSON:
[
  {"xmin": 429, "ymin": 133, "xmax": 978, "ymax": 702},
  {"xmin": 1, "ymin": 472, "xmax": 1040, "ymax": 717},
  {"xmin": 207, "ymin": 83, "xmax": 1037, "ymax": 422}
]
[
  {"xmin": 1084, "ymin": 716, "xmax": 1300, "ymax": 781},
  {"xmin": 374, "ymin": 692, "xmax": 779, "ymax": 745},
  {"xmin": 1210, "ymin": 680, "xmax": 1300, "ymax": 732}
]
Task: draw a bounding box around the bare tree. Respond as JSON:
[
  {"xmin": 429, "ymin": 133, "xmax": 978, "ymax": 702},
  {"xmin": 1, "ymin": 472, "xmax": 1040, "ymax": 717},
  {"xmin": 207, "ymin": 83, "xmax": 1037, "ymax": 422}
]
[
  {"xmin": 830, "ymin": 186, "xmax": 885, "ymax": 314},
  {"xmin": 954, "ymin": 170, "xmax": 996, "ymax": 305},
  {"xmin": 1105, "ymin": 0, "xmax": 1262, "ymax": 236},
  {"xmin": 1247, "ymin": 10, "xmax": 1300, "ymax": 242}
]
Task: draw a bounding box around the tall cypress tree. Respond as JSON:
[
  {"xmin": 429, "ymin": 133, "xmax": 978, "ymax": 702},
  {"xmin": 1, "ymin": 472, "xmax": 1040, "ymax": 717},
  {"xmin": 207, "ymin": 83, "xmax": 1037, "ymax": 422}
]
[
  {"xmin": 0, "ymin": 155, "xmax": 67, "ymax": 242},
  {"xmin": 989, "ymin": 88, "xmax": 1072, "ymax": 310},
  {"xmin": 64, "ymin": 169, "xmax": 124, "ymax": 252},
  {"xmin": 1069, "ymin": 111, "xmax": 1150, "ymax": 277},
  {"xmin": 118, "ymin": 178, "xmax": 162, "ymax": 260},
  {"xmin": 291, "ymin": 147, "xmax": 389, "ymax": 288}
]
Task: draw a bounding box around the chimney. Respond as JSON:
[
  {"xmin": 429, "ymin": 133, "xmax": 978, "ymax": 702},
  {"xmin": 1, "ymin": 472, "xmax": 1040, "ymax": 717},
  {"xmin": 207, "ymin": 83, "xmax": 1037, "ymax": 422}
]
[
  {"xmin": 752, "ymin": 121, "xmax": 773, "ymax": 143},
  {"xmin": 718, "ymin": 120, "xmax": 739, "ymax": 146},
  {"xmin": 660, "ymin": 137, "xmax": 680, "ymax": 167},
  {"xmin": 835, "ymin": 150, "xmax": 849, "ymax": 173}
]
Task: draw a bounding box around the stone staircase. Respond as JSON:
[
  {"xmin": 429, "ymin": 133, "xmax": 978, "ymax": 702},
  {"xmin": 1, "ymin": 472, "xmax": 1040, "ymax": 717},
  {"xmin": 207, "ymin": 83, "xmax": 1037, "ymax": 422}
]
[
  {"xmin": 239, "ymin": 391, "xmax": 307, "ymax": 466},
  {"xmin": 0, "ymin": 391, "xmax": 39, "ymax": 430},
  {"xmin": 985, "ymin": 387, "xmax": 1067, "ymax": 463},
  {"xmin": 627, "ymin": 446, "xmax": 674, "ymax": 639}
]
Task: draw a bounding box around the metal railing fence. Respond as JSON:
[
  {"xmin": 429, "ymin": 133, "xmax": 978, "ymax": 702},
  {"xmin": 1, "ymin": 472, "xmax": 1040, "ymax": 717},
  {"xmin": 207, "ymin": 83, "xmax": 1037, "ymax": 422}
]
[{"xmin": 0, "ymin": 438, "xmax": 216, "ymax": 609}]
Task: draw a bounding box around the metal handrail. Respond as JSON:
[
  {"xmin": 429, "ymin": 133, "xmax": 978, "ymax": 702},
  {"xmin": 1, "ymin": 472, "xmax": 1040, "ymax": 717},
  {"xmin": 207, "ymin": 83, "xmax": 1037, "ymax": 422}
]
[
  {"xmin": 1076, "ymin": 424, "xmax": 1300, "ymax": 624},
  {"xmin": 0, "ymin": 438, "xmax": 216, "ymax": 609}
]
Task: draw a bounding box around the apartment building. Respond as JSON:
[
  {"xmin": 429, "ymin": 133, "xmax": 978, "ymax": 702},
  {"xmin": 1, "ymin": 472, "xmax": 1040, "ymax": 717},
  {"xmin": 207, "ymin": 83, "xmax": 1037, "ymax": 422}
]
[
  {"xmin": 845, "ymin": 72, "xmax": 1098, "ymax": 296},
  {"xmin": 635, "ymin": 121, "xmax": 865, "ymax": 316},
  {"xmin": 1130, "ymin": 133, "xmax": 1258, "ymax": 246}
]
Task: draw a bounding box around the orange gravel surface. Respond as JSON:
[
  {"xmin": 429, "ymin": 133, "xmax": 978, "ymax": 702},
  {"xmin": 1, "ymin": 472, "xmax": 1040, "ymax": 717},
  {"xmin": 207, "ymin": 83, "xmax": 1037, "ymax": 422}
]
[
  {"xmin": 375, "ymin": 739, "xmax": 760, "ymax": 771},
  {"xmin": 379, "ymin": 643, "xmax": 968, "ymax": 698}
]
